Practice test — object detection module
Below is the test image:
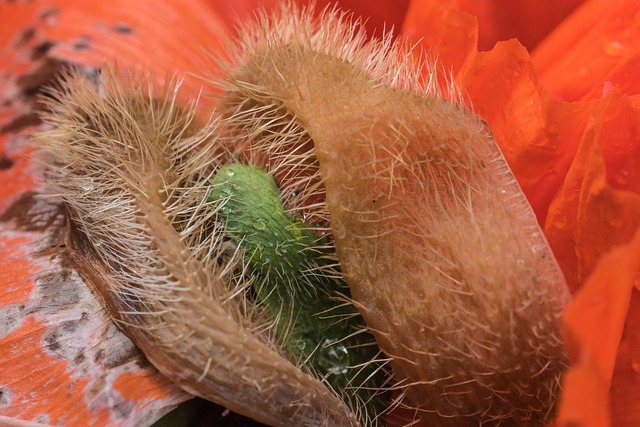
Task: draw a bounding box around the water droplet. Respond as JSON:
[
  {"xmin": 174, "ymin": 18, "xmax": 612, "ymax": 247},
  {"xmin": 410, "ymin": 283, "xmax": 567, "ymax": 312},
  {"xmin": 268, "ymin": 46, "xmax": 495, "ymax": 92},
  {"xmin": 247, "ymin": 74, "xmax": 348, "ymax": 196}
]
[
  {"xmin": 610, "ymin": 216, "xmax": 623, "ymax": 228},
  {"xmin": 225, "ymin": 169, "xmax": 235, "ymax": 177},
  {"xmin": 551, "ymin": 214, "xmax": 568, "ymax": 230},
  {"xmin": 320, "ymin": 340, "xmax": 349, "ymax": 375},
  {"xmin": 80, "ymin": 178, "xmax": 94, "ymax": 192},
  {"xmin": 602, "ymin": 81, "xmax": 615, "ymax": 97},
  {"xmin": 604, "ymin": 40, "xmax": 625, "ymax": 57},
  {"xmin": 253, "ymin": 219, "xmax": 266, "ymax": 230},
  {"xmin": 613, "ymin": 169, "xmax": 629, "ymax": 186},
  {"xmin": 632, "ymin": 357, "xmax": 640, "ymax": 373}
]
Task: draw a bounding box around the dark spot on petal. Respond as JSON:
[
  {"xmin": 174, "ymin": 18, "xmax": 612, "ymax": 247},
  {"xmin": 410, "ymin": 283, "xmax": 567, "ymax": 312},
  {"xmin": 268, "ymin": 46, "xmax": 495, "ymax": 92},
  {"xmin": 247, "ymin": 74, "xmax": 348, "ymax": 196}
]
[
  {"xmin": 74, "ymin": 352, "xmax": 86, "ymax": 364},
  {"xmin": 0, "ymin": 191, "xmax": 62, "ymax": 233},
  {"xmin": 71, "ymin": 37, "xmax": 91, "ymax": 51},
  {"xmin": 0, "ymin": 57, "xmax": 67, "ymax": 133},
  {"xmin": 62, "ymin": 319, "xmax": 82, "ymax": 333},
  {"xmin": 37, "ymin": 270, "xmax": 82, "ymax": 309},
  {"xmin": 0, "ymin": 112, "xmax": 40, "ymax": 133},
  {"xmin": 13, "ymin": 27, "xmax": 36, "ymax": 48},
  {"xmin": 34, "ymin": 415, "xmax": 50, "ymax": 424},
  {"xmin": 43, "ymin": 330, "xmax": 61, "ymax": 351},
  {"xmin": 112, "ymin": 398, "xmax": 133, "ymax": 419},
  {"xmin": 101, "ymin": 337, "xmax": 140, "ymax": 369},
  {"xmin": 18, "ymin": 57, "xmax": 63, "ymax": 95},
  {"xmin": 0, "ymin": 155, "xmax": 14, "ymax": 170},
  {"xmin": 31, "ymin": 41, "xmax": 55, "ymax": 61},
  {"xmin": 0, "ymin": 388, "xmax": 10, "ymax": 406},
  {"xmin": 114, "ymin": 23, "xmax": 133, "ymax": 34},
  {"xmin": 39, "ymin": 7, "xmax": 59, "ymax": 24}
]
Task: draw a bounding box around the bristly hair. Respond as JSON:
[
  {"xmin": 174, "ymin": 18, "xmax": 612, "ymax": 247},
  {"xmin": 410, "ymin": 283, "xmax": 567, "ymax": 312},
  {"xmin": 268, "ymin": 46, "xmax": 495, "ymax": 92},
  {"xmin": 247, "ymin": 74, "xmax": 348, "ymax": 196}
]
[
  {"xmin": 209, "ymin": 1, "xmax": 465, "ymax": 230},
  {"xmin": 34, "ymin": 66, "xmax": 364, "ymax": 427},
  {"xmin": 214, "ymin": 2, "xmax": 463, "ymax": 101}
]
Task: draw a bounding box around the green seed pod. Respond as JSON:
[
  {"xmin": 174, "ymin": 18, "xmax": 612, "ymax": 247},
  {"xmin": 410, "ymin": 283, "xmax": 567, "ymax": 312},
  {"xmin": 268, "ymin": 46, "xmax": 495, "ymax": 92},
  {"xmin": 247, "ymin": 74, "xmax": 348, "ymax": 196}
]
[{"xmin": 209, "ymin": 163, "xmax": 390, "ymax": 424}]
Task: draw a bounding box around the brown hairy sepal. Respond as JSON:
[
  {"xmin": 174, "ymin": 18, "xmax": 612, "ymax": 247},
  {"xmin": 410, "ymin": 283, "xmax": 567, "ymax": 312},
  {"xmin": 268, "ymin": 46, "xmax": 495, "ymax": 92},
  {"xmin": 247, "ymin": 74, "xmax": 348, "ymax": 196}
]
[
  {"xmin": 34, "ymin": 67, "xmax": 361, "ymax": 427},
  {"xmin": 215, "ymin": 3, "xmax": 571, "ymax": 426}
]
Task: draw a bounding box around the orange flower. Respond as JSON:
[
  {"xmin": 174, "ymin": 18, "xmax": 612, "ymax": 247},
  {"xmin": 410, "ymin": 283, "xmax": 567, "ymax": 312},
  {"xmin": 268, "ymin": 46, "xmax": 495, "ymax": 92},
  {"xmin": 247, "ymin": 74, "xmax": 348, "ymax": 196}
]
[{"xmin": 1, "ymin": 0, "xmax": 639, "ymax": 426}]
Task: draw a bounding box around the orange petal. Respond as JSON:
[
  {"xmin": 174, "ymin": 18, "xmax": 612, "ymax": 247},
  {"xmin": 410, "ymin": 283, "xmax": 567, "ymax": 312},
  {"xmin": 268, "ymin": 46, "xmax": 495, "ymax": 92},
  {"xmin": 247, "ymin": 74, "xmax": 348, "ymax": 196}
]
[
  {"xmin": 455, "ymin": 0, "xmax": 585, "ymax": 52},
  {"xmin": 609, "ymin": 287, "xmax": 640, "ymax": 426},
  {"xmin": 1, "ymin": 0, "xmax": 229, "ymax": 113},
  {"xmin": 209, "ymin": 0, "xmax": 278, "ymax": 27},
  {"xmin": 456, "ymin": 39, "xmax": 591, "ymax": 224},
  {"xmin": 0, "ymin": 135, "xmax": 37, "ymax": 212},
  {"xmin": 544, "ymin": 93, "xmax": 640, "ymax": 292},
  {"xmin": 533, "ymin": 0, "xmax": 640, "ymax": 101},
  {"xmin": 556, "ymin": 352, "xmax": 611, "ymax": 427},
  {"xmin": 562, "ymin": 230, "xmax": 640, "ymax": 381},
  {"xmin": 212, "ymin": 0, "xmax": 410, "ymax": 39},
  {"xmin": 558, "ymin": 229, "xmax": 640, "ymax": 426},
  {"xmin": 596, "ymin": 93, "xmax": 640, "ymax": 196},
  {"xmin": 401, "ymin": 0, "xmax": 478, "ymax": 75}
]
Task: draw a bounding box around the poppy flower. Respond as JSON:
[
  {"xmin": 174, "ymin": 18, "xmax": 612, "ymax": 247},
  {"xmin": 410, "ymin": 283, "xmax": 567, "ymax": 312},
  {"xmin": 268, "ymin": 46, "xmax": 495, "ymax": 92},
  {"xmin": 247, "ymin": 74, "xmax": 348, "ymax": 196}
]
[{"xmin": 1, "ymin": 1, "xmax": 639, "ymax": 426}]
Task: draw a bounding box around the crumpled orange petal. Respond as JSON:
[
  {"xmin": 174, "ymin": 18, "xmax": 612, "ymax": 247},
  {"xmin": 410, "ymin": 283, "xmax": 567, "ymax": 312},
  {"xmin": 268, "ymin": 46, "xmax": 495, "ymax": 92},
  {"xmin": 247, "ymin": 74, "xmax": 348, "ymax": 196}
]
[
  {"xmin": 556, "ymin": 352, "xmax": 611, "ymax": 427},
  {"xmin": 402, "ymin": 0, "xmax": 586, "ymax": 65},
  {"xmin": 456, "ymin": 40, "xmax": 592, "ymax": 224},
  {"xmin": 403, "ymin": 1, "xmax": 591, "ymax": 224},
  {"xmin": 545, "ymin": 92, "xmax": 640, "ymax": 292}
]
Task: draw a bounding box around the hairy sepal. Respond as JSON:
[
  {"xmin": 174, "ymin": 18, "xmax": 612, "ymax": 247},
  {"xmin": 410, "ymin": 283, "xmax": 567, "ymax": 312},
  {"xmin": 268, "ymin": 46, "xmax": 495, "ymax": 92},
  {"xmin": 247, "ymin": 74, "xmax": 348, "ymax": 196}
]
[
  {"xmin": 216, "ymin": 3, "xmax": 571, "ymax": 426},
  {"xmin": 35, "ymin": 67, "xmax": 361, "ymax": 427}
]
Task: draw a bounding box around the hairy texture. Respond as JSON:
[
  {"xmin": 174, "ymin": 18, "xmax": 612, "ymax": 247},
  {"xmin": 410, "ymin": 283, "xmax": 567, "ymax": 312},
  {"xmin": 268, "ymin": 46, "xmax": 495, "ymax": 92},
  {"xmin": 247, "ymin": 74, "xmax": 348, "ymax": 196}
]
[
  {"xmin": 216, "ymin": 4, "xmax": 571, "ymax": 426},
  {"xmin": 34, "ymin": 69, "xmax": 361, "ymax": 427}
]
